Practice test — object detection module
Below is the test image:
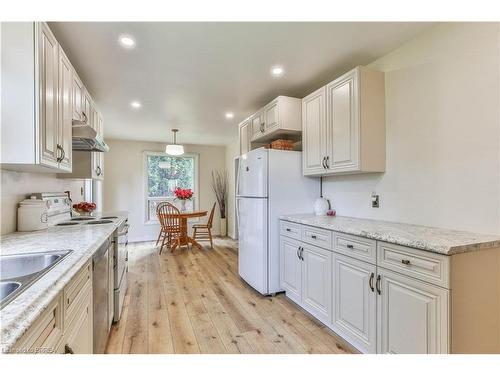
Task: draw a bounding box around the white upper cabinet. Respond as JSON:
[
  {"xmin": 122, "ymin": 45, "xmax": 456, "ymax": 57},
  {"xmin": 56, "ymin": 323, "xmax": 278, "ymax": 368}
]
[
  {"xmin": 249, "ymin": 96, "xmax": 302, "ymax": 143},
  {"xmin": 1, "ymin": 22, "xmax": 74, "ymax": 172},
  {"xmin": 58, "ymin": 46, "xmax": 73, "ymax": 172},
  {"xmin": 239, "ymin": 118, "xmax": 251, "ymax": 155},
  {"xmin": 38, "ymin": 22, "xmax": 60, "ymax": 169},
  {"xmin": 302, "ymin": 66, "xmax": 386, "ymax": 176},
  {"xmin": 72, "ymin": 72, "xmax": 85, "ymax": 123},
  {"xmin": 302, "ymin": 87, "xmax": 327, "ymax": 175},
  {"xmin": 250, "ymin": 110, "xmax": 264, "ymax": 140}
]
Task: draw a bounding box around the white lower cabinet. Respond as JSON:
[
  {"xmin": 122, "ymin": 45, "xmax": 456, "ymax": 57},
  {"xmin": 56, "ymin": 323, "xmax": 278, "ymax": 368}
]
[
  {"xmin": 301, "ymin": 244, "xmax": 332, "ymax": 324},
  {"xmin": 279, "ymin": 238, "xmax": 332, "ymax": 326},
  {"xmin": 279, "ymin": 237, "xmax": 302, "ymax": 304},
  {"xmin": 279, "ymin": 220, "xmax": 453, "ymax": 354},
  {"xmin": 62, "ymin": 289, "xmax": 93, "ymax": 354},
  {"xmin": 332, "ymin": 253, "xmax": 377, "ymax": 353},
  {"xmin": 377, "ymin": 268, "xmax": 449, "ymax": 354}
]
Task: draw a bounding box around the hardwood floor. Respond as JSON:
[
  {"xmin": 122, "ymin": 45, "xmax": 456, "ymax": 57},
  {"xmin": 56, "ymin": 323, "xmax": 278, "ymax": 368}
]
[{"xmin": 105, "ymin": 238, "xmax": 355, "ymax": 354}]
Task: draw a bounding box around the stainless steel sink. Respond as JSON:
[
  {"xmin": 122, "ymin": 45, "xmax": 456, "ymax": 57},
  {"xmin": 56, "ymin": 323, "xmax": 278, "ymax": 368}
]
[
  {"xmin": 0, "ymin": 281, "xmax": 21, "ymax": 302},
  {"xmin": 0, "ymin": 250, "xmax": 72, "ymax": 308}
]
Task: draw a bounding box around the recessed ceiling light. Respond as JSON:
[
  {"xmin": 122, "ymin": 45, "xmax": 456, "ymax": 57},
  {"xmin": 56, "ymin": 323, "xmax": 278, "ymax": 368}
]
[
  {"xmin": 271, "ymin": 65, "xmax": 284, "ymax": 77},
  {"xmin": 225, "ymin": 112, "xmax": 234, "ymax": 119},
  {"xmin": 130, "ymin": 101, "xmax": 141, "ymax": 109},
  {"xmin": 119, "ymin": 35, "xmax": 136, "ymax": 49}
]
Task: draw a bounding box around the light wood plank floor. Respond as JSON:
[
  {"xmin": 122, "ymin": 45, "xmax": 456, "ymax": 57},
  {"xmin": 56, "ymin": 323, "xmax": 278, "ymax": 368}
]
[{"xmin": 105, "ymin": 238, "xmax": 356, "ymax": 354}]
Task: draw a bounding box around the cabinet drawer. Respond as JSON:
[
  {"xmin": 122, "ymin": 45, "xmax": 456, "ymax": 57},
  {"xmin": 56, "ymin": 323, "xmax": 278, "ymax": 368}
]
[
  {"xmin": 301, "ymin": 225, "xmax": 332, "ymax": 250},
  {"xmin": 333, "ymin": 232, "xmax": 377, "ymax": 264},
  {"xmin": 280, "ymin": 221, "xmax": 301, "ymax": 240},
  {"xmin": 64, "ymin": 260, "xmax": 91, "ymax": 326},
  {"xmin": 377, "ymin": 242, "xmax": 450, "ymax": 288},
  {"xmin": 13, "ymin": 294, "xmax": 63, "ymax": 353}
]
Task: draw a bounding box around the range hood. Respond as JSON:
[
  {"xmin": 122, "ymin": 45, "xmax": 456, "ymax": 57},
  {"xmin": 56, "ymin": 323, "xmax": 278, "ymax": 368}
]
[{"xmin": 72, "ymin": 123, "xmax": 109, "ymax": 152}]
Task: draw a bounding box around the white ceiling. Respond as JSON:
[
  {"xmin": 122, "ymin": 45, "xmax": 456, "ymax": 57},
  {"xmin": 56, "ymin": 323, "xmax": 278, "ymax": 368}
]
[{"xmin": 49, "ymin": 22, "xmax": 433, "ymax": 145}]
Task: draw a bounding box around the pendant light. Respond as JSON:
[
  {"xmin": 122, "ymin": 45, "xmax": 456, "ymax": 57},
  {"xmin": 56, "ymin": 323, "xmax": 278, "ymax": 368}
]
[{"xmin": 165, "ymin": 129, "xmax": 184, "ymax": 156}]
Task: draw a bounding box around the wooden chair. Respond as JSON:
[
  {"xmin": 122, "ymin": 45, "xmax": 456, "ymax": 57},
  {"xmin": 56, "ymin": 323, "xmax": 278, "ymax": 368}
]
[
  {"xmin": 192, "ymin": 202, "xmax": 216, "ymax": 249},
  {"xmin": 155, "ymin": 202, "xmax": 168, "ymax": 247},
  {"xmin": 157, "ymin": 202, "xmax": 182, "ymax": 254}
]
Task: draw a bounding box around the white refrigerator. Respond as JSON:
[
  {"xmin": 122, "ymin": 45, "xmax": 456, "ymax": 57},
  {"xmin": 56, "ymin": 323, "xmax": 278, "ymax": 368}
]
[{"xmin": 236, "ymin": 148, "xmax": 318, "ymax": 295}]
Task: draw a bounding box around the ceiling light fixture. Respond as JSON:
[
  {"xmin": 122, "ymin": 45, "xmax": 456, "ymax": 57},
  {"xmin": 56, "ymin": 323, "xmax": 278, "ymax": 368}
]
[
  {"xmin": 271, "ymin": 65, "xmax": 284, "ymax": 77},
  {"xmin": 225, "ymin": 112, "xmax": 234, "ymax": 119},
  {"xmin": 165, "ymin": 129, "xmax": 185, "ymax": 156},
  {"xmin": 130, "ymin": 101, "xmax": 142, "ymax": 109},
  {"xmin": 119, "ymin": 35, "xmax": 136, "ymax": 49}
]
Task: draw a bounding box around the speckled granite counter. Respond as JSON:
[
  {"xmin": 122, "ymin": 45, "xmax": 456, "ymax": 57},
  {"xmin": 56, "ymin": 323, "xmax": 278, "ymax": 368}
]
[
  {"xmin": 0, "ymin": 212, "xmax": 128, "ymax": 351},
  {"xmin": 280, "ymin": 214, "xmax": 500, "ymax": 255}
]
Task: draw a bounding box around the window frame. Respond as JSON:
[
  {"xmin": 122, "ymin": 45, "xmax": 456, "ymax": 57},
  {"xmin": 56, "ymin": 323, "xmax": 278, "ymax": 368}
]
[{"xmin": 143, "ymin": 151, "xmax": 199, "ymax": 225}]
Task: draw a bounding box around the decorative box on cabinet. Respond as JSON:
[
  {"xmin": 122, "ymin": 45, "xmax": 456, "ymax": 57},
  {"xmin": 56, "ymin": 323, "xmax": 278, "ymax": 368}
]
[
  {"xmin": 302, "ymin": 66, "xmax": 385, "ymax": 176},
  {"xmin": 1, "ymin": 22, "xmax": 73, "ymax": 173}
]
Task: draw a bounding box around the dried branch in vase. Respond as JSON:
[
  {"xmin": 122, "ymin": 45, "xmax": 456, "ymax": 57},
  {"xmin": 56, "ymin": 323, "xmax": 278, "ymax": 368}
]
[{"xmin": 211, "ymin": 169, "xmax": 228, "ymax": 219}]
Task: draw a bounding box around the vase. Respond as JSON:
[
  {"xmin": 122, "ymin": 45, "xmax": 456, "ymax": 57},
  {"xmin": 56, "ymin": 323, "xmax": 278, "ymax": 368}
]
[
  {"xmin": 180, "ymin": 200, "xmax": 186, "ymax": 211},
  {"xmin": 313, "ymin": 197, "xmax": 330, "ymax": 216},
  {"xmin": 220, "ymin": 218, "xmax": 227, "ymax": 237}
]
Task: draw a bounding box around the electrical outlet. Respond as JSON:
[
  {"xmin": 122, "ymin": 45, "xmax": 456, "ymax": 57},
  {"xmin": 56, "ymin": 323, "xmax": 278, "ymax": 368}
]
[{"xmin": 371, "ymin": 192, "xmax": 379, "ymax": 208}]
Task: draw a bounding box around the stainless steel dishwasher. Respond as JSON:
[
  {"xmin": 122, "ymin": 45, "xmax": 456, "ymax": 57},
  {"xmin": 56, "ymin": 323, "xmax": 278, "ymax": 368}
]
[{"xmin": 93, "ymin": 236, "xmax": 112, "ymax": 354}]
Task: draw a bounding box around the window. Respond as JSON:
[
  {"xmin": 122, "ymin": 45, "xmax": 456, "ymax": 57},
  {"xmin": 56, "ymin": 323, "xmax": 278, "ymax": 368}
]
[{"xmin": 144, "ymin": 152, "xmax": 198, "ymax": 223}]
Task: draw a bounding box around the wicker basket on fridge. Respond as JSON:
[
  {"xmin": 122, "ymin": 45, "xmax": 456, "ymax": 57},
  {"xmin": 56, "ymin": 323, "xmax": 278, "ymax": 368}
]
[{"xmin": 270, "ymin": 139, "xmax": 294, "ymax": 151}]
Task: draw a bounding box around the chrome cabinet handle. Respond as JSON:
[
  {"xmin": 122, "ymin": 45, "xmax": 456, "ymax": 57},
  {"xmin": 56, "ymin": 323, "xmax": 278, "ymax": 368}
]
[
  {"xmin": 82, "ymin": 111, "xmax": 88, "ymax": 123},
  {"xmin": 60, "ymin": 146, "xmax": 66, "ymax": 162},
  {"xmin": 300, "ymin": 247, "xmax": 304, "ymax": 261},
  {"xmin": 260, "ymin": 123, "xmax": 265, "ymax": 133},
  {"xmin": 346, "ymin": 244, "xmax": 354, "ymax": 249},
  {"xmin": 321, "ymin": 156, "xmax": 327, "ymax": 169},
  {"xmin": 325, "ymin": 156, "xmax": 330, "ymax": 169},
  {"xmin": 369, "ymin": 272, "xmax": 375, "ymax": 292},
  {"xmin": 96, "ymin": 166, "xmax": 102, "ymax": 176},
  {"xmin": 56, "ymin": 144, "xmax": 64, "ymax": 162},
  {"xmin": 286, "ymin": 228, "xmax": 291, "ymax": 232},
  {"xmin": 64, "ymin": 344, "xmax": 74, "ymax": 354},
  {"xmin": 297, "ymin": 247, "xmax": 301, "ymax": 259},
  {"xmin": 376, "ymin": 275, "xmax": 381, "ymax": 295},
  {"xmin": 311, "ymin": 235, "xmax": 317, "ymax": 239},
  {"xmin": 401, "ymin": 259, "xmax": 411, "ymax": 265}
]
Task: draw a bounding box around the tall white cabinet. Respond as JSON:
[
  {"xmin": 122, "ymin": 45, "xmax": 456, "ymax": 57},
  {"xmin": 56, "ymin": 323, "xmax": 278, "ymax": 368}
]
[
  {"xmin": 302, "ymin": 66, "xmax": 386, "ymax": 176},
  {"xmin": 1, "ymin": 22, "xmax": 75, "ymax": 172}
]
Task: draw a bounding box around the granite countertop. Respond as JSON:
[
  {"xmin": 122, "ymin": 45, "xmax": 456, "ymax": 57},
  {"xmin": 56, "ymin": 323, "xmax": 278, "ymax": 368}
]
[
  {"xmin": 280, "ymin": 214, "xmax": 500, "ymax": 255},
  {"xmin": 0, "ymin": 211, "xmax": 128, "ymax": 351}
]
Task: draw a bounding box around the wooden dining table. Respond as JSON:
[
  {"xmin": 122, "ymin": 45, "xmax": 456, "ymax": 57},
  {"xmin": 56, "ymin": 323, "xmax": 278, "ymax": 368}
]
[{"xmin": 174, "ymin": 210, "xmax": 208, "ymax": 250}]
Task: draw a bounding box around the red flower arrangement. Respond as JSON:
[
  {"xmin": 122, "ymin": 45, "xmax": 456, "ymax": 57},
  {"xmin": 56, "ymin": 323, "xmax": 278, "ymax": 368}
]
[{"xmin": 174, "ymin": 188, "xmax": 193, "ymax": 201}]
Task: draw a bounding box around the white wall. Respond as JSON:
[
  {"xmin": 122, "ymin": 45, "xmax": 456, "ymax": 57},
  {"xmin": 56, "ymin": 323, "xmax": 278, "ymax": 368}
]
[
  {"xmin": 322, "ymin": 23, "xmax": 500, "ymax": 234},
  {"xmin": 225, "ymin": 141, "xmax": 239, "ymax": 239},
  {"xmin": 0, "ymin": 170, "xmax": 84, "ymax": 234},
  {"xmin": 103, "ymin": 139, "xmax": 226, "ymax": 242}
]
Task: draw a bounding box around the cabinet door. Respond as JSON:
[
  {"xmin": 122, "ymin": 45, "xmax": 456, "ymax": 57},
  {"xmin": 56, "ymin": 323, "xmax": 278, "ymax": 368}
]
[
  {"xmin": 64, "ymin": 291, "xmax": 93, "ymax": 354},
  {"xmin": 239, "ymin": 120, "xmax": 250, "ymax": 155},
  {"xmin": 302, "ymin": 87, "xmax": 327, "ymax": 175},
  {"xmin": 377, "ymin": 269, "xmax": 449, "ymax": 354},
  {"xmin": 83, "ymin": 91, "xmax": 93, "ymax": 128},
  {"xmin": 264, "ymin": 99, "xmax": 279, "ymax": 132},
  {"xmin": 251, "ymin": 111, "xmax": 264, "ymax": 140},
  {"xmin": 301, "ymin": 243, "xmax": 332, "ymax": 325},
  {"xmin": 326, "ymin": 69, "xmax": 359, "ymax": 172},
  {"xmin": 38, "ymin": 22, "xmax": 60, "ymax": 168},
  {"xmin": 72, "ymin": 72, "xmax": 84, "ymax": 121},
  {"xmin": 108, "ymin": 244, "xmax": 114, "ymax": 328},
  {"xmin": 279, "ymin": 237, "xmax": 302, "ymax": 305},
  {"xmin": 57, "ymin": 47, "xmax": 73, "ymax": 171},
  {"xmin": 332, "ymin": 253, "xmax": 376, "ymax": 353}
]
